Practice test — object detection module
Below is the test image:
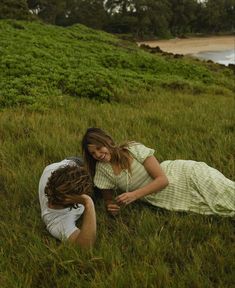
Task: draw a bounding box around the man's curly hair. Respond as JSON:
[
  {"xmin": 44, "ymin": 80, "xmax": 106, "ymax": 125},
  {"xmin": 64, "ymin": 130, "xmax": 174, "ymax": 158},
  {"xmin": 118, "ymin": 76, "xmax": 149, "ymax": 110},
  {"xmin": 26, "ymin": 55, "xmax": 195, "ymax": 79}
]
[{"xmin": 45, "ymin": 165, "xmax": 92, "ymax": 208}]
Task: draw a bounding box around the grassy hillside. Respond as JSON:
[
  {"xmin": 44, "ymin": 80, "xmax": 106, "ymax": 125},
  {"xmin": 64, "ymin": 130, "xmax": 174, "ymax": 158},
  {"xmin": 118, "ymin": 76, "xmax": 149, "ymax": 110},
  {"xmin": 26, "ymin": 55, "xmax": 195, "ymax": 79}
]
[
  {"xmin": 0, "ymin": 19, "xmax": 234, "ymax": 109},
  {"xmin": 0, "ymin": 20, "xmax": 234, "ymax": 287}
]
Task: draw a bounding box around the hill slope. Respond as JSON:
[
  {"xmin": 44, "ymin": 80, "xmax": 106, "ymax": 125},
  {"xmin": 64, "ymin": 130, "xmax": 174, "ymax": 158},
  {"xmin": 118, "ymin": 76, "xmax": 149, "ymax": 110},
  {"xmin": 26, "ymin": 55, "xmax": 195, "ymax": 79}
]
[{"xmin": 0, "ymin": 19, "xmax": 234, "ymax": 108}]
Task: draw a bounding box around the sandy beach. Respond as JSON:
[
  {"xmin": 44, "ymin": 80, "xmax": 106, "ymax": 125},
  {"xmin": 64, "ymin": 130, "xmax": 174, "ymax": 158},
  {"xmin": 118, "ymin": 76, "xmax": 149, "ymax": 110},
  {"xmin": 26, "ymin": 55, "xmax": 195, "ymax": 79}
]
[{"xmin": 137, "ymin": 36, "xmax": 235, "ymax": 55}]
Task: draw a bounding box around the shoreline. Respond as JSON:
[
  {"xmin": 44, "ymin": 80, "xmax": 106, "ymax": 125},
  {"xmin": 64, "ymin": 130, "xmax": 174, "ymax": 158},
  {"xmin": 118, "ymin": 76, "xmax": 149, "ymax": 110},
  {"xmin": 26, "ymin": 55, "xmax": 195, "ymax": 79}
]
[{"xmin": 137, "ymin": 36, "xmax": 235, "ymax": 55}]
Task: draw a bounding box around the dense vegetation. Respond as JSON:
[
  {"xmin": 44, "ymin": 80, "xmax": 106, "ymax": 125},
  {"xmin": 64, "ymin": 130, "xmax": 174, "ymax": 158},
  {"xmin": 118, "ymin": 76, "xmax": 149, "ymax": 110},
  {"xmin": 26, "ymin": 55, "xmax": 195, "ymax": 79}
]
[
  {"xmin": 0, "ymin": 20, "xmax": 234, "ymax": 287},
  {"xmin": 1, "ymin": 0, "xmax": 235, "ymax": 38},
  {"xmin": 0, "ymin": 19, "xmax": 234, "ymax": 109}
]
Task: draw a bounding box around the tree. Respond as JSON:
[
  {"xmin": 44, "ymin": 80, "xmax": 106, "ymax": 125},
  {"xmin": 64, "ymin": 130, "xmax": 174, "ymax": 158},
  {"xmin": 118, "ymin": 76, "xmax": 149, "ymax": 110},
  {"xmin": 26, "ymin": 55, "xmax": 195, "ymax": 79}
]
[
  {"xmin": 105, "ymin": 0, "xmax": 135, "ymax": 15},
  {"xmin": 105, "ymin": 0, "xmax": 171, "ymax": 38},
  {"xmin": 203, "ymin": 0, "xmax": 235, "ymax": 33},
  {"xmin": 169, "ymin": 0, "xmax": 199, "ymax": 35},
  {"xmin": 63, "ymin": 0, "xmax": 107, "ymax": 29},
  {"xmin": 104, "ymin": 0, "xmax": 136, "ymax": 33},
  {"xmin": 0, "ymin": 0, "xmax": 32, "ymax": 20},
  {"xmin": 142, "ymin": 0, "xmax": 171, "ymax": 38},
  {"xmin": 27, "ymin": 0, "xmax": 66, "ymax": 24}
]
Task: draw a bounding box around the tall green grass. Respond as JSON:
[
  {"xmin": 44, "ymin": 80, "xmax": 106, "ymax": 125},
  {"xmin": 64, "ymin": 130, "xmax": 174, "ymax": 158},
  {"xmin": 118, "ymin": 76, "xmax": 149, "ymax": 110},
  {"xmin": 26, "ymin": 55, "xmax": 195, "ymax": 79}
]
[
  {"xmin": 0, "ymin": 20, "xmax": 234, "ymax": 287},
  {"xmin": 1, "ymin": 90, "xmax": 234, "ymax": 287}
]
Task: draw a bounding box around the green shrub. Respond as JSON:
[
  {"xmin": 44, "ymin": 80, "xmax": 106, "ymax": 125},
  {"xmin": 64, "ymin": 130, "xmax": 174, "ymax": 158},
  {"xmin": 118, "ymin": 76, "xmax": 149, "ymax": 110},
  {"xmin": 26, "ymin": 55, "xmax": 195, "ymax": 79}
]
[{"xmin": 0, "ymin": 19, "xmax": 234, "ymax": 109}]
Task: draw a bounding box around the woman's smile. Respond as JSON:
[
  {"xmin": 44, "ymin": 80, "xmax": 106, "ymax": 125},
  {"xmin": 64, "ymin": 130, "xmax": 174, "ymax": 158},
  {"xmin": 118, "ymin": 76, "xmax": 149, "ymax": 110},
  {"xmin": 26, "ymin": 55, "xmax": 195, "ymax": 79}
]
[{"xmin": 88, "ymin": 145, "xmax": 111, "ymax": 162}]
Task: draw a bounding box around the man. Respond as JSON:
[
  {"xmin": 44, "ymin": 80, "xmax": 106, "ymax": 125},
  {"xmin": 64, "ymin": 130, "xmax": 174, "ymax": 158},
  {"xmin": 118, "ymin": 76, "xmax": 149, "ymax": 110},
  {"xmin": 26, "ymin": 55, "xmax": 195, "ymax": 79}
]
[{"xmin": 38, "ymin": 157, "xmax": 96, "ymax": 248}]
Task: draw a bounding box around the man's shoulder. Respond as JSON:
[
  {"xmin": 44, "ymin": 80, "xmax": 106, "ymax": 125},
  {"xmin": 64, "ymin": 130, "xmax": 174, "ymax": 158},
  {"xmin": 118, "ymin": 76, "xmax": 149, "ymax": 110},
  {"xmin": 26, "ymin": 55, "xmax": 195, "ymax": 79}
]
[{"xmin": 65, "ymin": 156, "xmax": 83, "ymax": 166}]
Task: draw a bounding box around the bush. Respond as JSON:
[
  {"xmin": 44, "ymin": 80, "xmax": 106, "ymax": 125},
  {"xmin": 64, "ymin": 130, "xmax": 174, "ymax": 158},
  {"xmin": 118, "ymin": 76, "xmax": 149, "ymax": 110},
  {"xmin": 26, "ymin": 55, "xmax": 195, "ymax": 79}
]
[{"xmin": 0, "ymin": 20, "xmax": 234, "ymax": 109}]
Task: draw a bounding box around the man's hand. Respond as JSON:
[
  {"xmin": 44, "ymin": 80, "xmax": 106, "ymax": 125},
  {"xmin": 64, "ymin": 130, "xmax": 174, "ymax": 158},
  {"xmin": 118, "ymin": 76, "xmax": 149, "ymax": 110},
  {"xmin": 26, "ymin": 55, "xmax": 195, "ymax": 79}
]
[
  {"xmin": 100, "ymin": 189, "xmax": 120, "ymax": 216},
  {"xmin": 64, "ymin": 194, "xmax": 93, "ymax": 207},
  {"xmin": 105, "ymin": 201, "xmax": 120, "ymax": 216},
  {"xmin": 68, "ymin": 194, "xmax": 96, "ymax": 248}
]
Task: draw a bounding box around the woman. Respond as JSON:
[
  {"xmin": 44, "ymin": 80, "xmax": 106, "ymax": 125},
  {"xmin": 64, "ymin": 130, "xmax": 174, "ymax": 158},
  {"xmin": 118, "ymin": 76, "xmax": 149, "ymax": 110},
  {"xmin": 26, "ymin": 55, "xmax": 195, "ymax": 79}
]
[
  {"xmin": 82, "ymin": 128, "xmax": 235, "ymax": 217},
  {"xmin": 38, "ymin": 157, "xmax": 96, "ymax": 248}
]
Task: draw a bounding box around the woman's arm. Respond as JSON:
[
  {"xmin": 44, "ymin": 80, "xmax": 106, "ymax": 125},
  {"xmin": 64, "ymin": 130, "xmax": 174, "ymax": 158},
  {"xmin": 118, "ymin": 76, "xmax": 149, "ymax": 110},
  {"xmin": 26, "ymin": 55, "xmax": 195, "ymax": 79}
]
[
  {"xmin": 68, "ymin": 195, "xmax": 96, "ymax": 248},
  {"xmin": 115, "ymin": 156, "xmax": 169, "ymax": 205},
  {"xmin": 101, "ymin": 189, "xmax": 121, "ymax": 216}
]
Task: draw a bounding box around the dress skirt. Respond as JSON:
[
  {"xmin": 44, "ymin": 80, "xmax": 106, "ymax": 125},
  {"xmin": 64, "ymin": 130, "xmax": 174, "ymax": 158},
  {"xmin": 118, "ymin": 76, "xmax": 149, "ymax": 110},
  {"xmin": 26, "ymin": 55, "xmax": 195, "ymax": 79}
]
[{"xmin": 144, "ymin": 160, "xmax": 235, "ymax": 217}]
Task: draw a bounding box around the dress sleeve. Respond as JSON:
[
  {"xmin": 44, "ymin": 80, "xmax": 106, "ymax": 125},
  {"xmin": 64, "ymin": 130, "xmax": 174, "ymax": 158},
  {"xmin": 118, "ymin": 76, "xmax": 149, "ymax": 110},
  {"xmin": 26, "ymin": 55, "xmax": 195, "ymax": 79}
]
[
  {"xmin": 94, "ymin": 163, "xmax": 116, "ymax": 189},
  {"xmin": 128, "ymin": 143, "xmax": 155, "ymax": 164}
]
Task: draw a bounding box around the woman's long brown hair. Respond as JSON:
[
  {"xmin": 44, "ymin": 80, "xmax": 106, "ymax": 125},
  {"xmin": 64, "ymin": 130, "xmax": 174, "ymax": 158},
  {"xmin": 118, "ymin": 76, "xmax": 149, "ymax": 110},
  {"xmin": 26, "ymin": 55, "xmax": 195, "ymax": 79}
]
[{"xmin": 81, "ymin": 127, "xmax": 132, "ymax": 179}]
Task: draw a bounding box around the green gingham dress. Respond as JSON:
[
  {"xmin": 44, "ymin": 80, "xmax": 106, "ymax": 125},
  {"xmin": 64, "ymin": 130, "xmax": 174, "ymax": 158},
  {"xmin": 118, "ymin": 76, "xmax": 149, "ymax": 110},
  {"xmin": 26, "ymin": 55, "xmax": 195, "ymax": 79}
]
[{"xmin": 94, "ymin": 143, "xmax": 235, "ymax": 216}]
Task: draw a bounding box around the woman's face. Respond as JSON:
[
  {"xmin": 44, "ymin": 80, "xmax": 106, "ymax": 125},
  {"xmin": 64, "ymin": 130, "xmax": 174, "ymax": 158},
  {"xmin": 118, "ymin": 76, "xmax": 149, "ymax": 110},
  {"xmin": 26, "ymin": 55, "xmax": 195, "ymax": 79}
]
[{"xmin": 88, "ymin": 144, "xmax": 111, "ymax": 163}]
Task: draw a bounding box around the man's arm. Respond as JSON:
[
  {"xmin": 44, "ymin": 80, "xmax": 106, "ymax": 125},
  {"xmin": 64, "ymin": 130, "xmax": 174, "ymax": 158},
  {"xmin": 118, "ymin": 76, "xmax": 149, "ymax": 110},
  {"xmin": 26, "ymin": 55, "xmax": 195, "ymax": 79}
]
[{"xmin": 68, "ymin": 195, "xmax": 96, "ymax": 248}]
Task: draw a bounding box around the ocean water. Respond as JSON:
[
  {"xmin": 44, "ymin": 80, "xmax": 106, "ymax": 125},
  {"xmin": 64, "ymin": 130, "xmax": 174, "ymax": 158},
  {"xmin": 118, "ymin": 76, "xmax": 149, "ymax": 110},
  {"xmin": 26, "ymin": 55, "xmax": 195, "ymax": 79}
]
[{"xmin": 194, "ymin": 49, "xmax": 235, "ymax": 66}]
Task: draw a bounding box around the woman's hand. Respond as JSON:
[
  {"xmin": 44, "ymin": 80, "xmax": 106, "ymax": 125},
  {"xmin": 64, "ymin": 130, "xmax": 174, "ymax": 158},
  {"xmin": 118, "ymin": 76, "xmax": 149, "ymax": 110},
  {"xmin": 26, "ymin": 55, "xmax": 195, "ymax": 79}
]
[
  {"xmin": 115, "ymin": 156, "xmax": 169, "ymax": 204},
  {"xmin": 115, "ymin": 192, "xmax": 138, "ymax": 206}
]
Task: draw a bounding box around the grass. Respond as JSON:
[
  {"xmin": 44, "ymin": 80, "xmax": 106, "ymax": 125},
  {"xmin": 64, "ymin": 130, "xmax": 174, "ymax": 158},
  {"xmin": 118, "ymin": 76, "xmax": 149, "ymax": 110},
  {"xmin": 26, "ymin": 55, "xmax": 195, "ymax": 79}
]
[{"xmin": 0, "ymin": 20, "xmax": 234, "ymax": 287}]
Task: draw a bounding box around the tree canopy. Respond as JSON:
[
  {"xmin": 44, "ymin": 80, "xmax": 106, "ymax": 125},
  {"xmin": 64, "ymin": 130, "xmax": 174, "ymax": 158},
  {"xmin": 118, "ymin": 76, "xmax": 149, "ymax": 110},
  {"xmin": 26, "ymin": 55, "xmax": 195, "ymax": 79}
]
[
  {"xmin": 0, "ymin": 0, "xmax": 234, "ymax": 38},
  {"xmin": 0, "ymin": 0, "xmax": 33, "ymax": 20}
]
